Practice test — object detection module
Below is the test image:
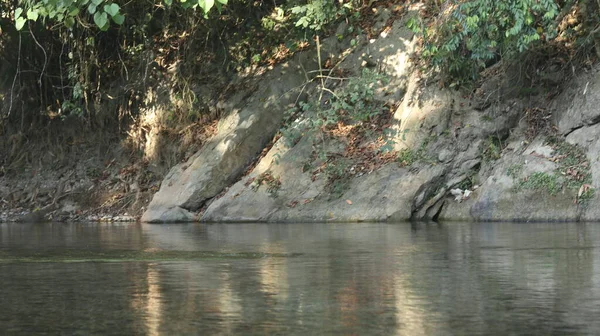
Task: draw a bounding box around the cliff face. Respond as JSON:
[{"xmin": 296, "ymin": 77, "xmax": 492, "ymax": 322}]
[{"xmin": 140, "ymin": 12, "xmax": 600, "ymax": 223}]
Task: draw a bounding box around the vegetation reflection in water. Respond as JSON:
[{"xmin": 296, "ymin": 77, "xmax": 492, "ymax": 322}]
[
  {"xmin": 2, "ymin": 222, "xmax": 600, "ymax": 335},
  {"xmin": 0, "ymin": 250, "xmax": 303, "ymax": 263}
]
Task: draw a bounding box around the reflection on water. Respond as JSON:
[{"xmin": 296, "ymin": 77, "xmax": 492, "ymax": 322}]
[{"xmin": 1, "ymin": 222, "xmax": 600, "ymax": 335}]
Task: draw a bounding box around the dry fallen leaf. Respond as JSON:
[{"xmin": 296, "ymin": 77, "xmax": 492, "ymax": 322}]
[{"xmin": 578, "ymin": 184, "xmax": 594, "ymax": 198}]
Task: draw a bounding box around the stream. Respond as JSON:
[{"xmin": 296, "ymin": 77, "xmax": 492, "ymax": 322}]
[{"xmin": 1, "ymin": 222, "xmax": 600, "ymax": 335}]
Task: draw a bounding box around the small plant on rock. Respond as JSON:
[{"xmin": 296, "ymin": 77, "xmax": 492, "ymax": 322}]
[
  {"xmin": 250, "ymin": 171, "xmax": 282, "ymax": 197},
  {"xmin": 509, "ymin": 137, "xmax": 594, "ymax": 204},
  {"xmin": 397, "ymin": 148, "xmax": 418, "ymax": 167},
  {"xmin": 482, "ymin": 136, "xmax": 502, "ymax": 161},
  {"xmin": 281, "ymin": 66, "xmax": 393, "ymax": 197},
  {"xmin": 519, "ymin": 172, "xmax": 561, "ymax": 195},
  {"xmin": 506, "ymin": 163, "xmax": 524, "ymax": 178},
  {"xmin": 396, "ymin": 135, "xmax": 435, "ymax": 167}
]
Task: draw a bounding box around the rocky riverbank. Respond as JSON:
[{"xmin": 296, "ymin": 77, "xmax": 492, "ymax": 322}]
[
  {"xmin": 2, "ymin": 5, "xmax": 599, "ymax": 223},
  {"xmin": 142, "ymin": 8, "xmax": 600, "ymax": 223}
]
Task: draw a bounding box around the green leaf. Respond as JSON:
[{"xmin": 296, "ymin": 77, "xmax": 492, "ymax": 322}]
[
  {"xmin": 88, "ymin": 3, "xmax": 97, "ymax": 14},
  {"xmin": 206, "ymin": 0, "xmax": 215, "ymax": 10},
  {"xmin": 104, "ymin": 3, "xmax": 120, "ymax": 17},
  {"xmin": 164, "ymin": 0, "xmax": 173, "ymax": 5},
  {"xmin": 69, "ymin": 8, "xmax": 80, "ymax": 16},
  {"xmin": 216, "ymin": 0, "xmax": 227, "ymax": 4},
  {"xmin": 27, "ymin": 9, "xmax": 39, "ymax": 21},
  {"xmin": 296, "ymin": 17, "xmax": 308, "ymax": 27},
  {"xmin": 91, "ymin": 0, "xmax": 103, "ymax": 5},
  {"xmin": 64, "ymin": 16, "xmax": 75, "ymax": 29},
  {"xmin": 181, "ymin": 1, "xmax": 194, "ymax": 9},
  {"xmin": 112, "ymin": 13, "xmax": 125, "ymax": 25},
  {"xmin": 198, "ymin": 0, "xmax": 214, "ymax": 13},
  {"xmin": 14, "ymin": 7, "xmax": 23, "ymax": 19},
  {"xmin": 15, "ymin": 17, "xmax": 26, "ymax": 30},
  {"xmin": 93, "ymin": 11, "xmax": 108, "ymax": 29},
  {"xmin": 100, "ymin": 21, "xmax": 110, "ymax": 31}
]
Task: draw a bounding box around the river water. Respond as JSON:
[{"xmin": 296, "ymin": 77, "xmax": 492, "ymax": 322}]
[{"xmin": 1, "ymin": 222, "xmax": 600, "ymax": 335}]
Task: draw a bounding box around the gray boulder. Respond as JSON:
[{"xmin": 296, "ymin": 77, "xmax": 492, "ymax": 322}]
[
  {"xmin": 141, "ymin": 56, "xmax": 317, "ymax": 222},
  {"xmin": 553, "ymin": 67, "xmax": 600, "ymax": 134}
]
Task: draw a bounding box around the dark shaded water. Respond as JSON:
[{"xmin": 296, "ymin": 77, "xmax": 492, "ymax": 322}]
[{"xmin": 1, "ymin": 222, "xmax": 600, "ymax": 335}]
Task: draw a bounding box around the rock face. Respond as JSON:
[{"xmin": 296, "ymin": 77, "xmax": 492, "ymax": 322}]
[
  {"xmin": 439, "ymin": 68, "xmax": 600, "ymax": 222},
  {"xmin": 143, "ymin": 7, "xmax": 600, "ymax": 223},
  {"xmin": 565, "ymin": 119, "xmax": 600, "ymax": 221},
  {"xmin": 142, "ymin": 11, "xmax": 420, "ymax": 223},
  {"xmin": 553, "ymin": 67, "xmax": 600, "ymax": 134},
  {"xmin": 202, "ymin": 147, "xmax": 446, "ymax": 222},
  {"xmin": 200, "ymin": 88, "xmax": 522, "ymax": 222},
  {"xmin": 201, "ymin": 11, "xmax": 435, "ymax": 222},
  {"xmin": 202, "ymin": 62, "xmax": 600, "ymax": 222},
  {"xmin": 441, "ymin": 139, "xmax": 580, "ymax": 222},
  {"xmin": 141, "ymin": 54, "xmax": 320, "ymax": 222}
]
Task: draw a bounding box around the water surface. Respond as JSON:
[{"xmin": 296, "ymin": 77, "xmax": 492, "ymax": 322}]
[{"xmin": 1, "ymin": 222, "xmax": 600, "ymax": 335}]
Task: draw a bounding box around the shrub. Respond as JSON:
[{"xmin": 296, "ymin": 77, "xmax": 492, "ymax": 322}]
[{"xmin": 409, "ymin": 0, "xmax": 561, "ymax": 84}]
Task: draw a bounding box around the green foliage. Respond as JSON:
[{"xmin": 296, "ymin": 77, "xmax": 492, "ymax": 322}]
[
  {"xmin": 290, "ymin": 0, "xmax": 354, "ymax": 31},
  {"xmin": 410, "ymin": 0, "xmax": 560, "ymax": 83},
  {"xmin": 283, "ymin": 68, "xmax": 388, "ymax": 148},
  {"xmin": 456, "ymin": 174, "xmax": 478, "ymax": 190},
  {"xmin": 176, "ymin": 0, "xmax": 228, "ymax": 16},
  {"xmin": 547, "ymin": 137, "xmax": 592, "ymax": 192},
  {"xmin": 482, "ymin": 136, "xmax": 502, "ymax": 161},
  {"xmin": 323, "ymin": 159, "xmax": 351, "ymax": 198},
  {"xmin": 396, "ymin": 135, "xmax": 434, "ymax": 167},
  {"xmin": 509, "ymin": 138, "xmax": 593, "ymax": 203},
  {"xmin": 336, "ymin": 69, "xmax": 389, "ymax": 122},
  {"xmin": 519, "ymin": 171, "xmax": 561, "ymax": 195},
  {"xmin": 15, "ymin": 0, "xmax": 126, "ymax": 31},
  {"xmin": 397, "ymin": 148, "xmax": 418, "ymax": 167},
  {"xmin": 327, "ymin": 69, "xmax": 387, "ymax": 125},
  {"xmin": 251, "ymin": 171, "xmax": 282, "ymax": 197},
  {"xmin": 506, "ymin": 163, "xmax": 524, "ymax": 178},
  {"xmin": 5, "ymin": 0, "xmax": 365, "ymax": 124},
  {"xmin": 14, "ymin": 0, "xmax": 228, "ymax": 31},
  {"xmin": 280, "ymin": 68, "xmax": 389, "ymax": 196}
]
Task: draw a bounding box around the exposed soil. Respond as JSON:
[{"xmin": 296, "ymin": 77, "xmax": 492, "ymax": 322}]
[{"xmin": 0, "ymin": 115, "xmax": 219, "ymax": 222}]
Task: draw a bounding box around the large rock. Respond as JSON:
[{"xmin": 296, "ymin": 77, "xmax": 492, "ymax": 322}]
[
  {"xmin": 440, "ymin": 138, "xmax": 581, "ymax": 221},
  {"xmin": 141, "ymin": 56, "xmax": 318, "ymax": 222},
  {"xmin": 551, "ymin": 67, "xmax": 600, "ymax": 221},
  {"xmin": 553, "ymin": 66, "xmax": 600, "ymax": 134},
  {"xmin": 201, "ymin": 134, "xmax": 446, "ymax": 222},
  {"xmin": 566, "ymin": 124, "xmax": 600, "ymax": 220},
  {"xmin": 148, "ymin": 12, "xmax": 424, "ymax": 223},
  {"xmin": 202, "ymin": 54, "xmax": 526, "ymax": 222},
  {"xmin": 439, "ymin": 65, "xmax": 600, "ymax": 222},
  {"xmin": 201, "ymin": 14, "xmax": 449, "ymax": 222},
  {"xmin": 392, "ymin": 72, "xmax": 455, "ymax": 150},
  {"xmin": 145, "ymin": 10, "xmax": 600, "ymax": 224},
  {"xmin": 339, "ymin": 11, "xmax": 418, "ymax": 105}
]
